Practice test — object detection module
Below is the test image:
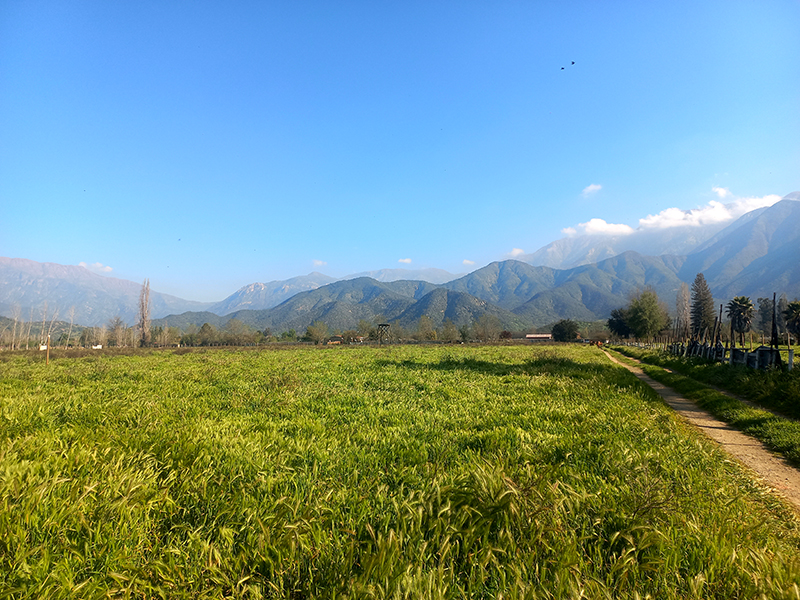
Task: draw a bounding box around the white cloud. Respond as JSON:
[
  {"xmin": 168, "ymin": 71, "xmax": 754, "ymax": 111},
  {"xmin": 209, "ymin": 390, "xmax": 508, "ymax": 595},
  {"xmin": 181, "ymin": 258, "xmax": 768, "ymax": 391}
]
[
  {"xmin": 578, "ymin": 218, "xmax": 635, "ymax": 236},
  {"xmin": 561, "ymin": 190, "xmax": 783, "ymax": 238},
  {"xmin": 398, "ymin": 258, "xmax": 412, "ymax": 264},
  {"xmin": 509, "ymin": 248, "xmax": 525, "ymax": 257},
  {"xmin": 462, "ymin": 259, "xmax": 475, "ymax": 265},
  {"xmin": 582, "ymin": 183, "xmax": 602, "ymax": 197},
  {"xmin": 712, "ymin": 186, "xmax": 731, "ymax": 199},
  {"xmin": 729, "ymin": 193, "xmax": 782, "ymax": 216},
  {"xmin": 312, "ymin": 259, "xmax": 327, "ymax": 267},
  {"xmin": 79, "ymin": 261, "xmax": 113, "ymax": 273},
  {"xmin": 638, "ymin": 193, "xmax": 782, "ymax": 229}
]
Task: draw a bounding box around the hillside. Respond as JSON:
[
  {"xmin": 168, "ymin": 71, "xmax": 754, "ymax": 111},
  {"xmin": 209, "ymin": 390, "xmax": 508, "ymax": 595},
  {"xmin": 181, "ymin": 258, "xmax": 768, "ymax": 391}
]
[
  {"xmin": 0, "ymin": 258, "xmax": 213, "ymax": 327},
  {"xmin": 153, "ymin": 278, "xmax": 531, "ymax": 333},
  {"xmin": 678, "ymin": 198, "xmax": 800, "ymax": 299},
  {"xmin": 4, "ymin": 193, "xmax": 799, "ymax": 331},
  {"xmin": 208, "ymin": 272, "xmax": 337, "ymax": 314}
]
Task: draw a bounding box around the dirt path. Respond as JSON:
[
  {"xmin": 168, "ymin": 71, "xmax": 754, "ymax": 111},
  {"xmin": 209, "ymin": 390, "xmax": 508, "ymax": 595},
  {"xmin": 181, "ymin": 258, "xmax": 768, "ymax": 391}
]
[{"xmin": 603, "ymin": 350, "xmax": 800, "ymax": 511}]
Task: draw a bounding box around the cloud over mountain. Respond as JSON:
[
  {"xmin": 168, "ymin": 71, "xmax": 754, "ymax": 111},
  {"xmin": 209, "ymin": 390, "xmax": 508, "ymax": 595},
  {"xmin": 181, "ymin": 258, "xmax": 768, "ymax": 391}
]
[
  {"xmin": 638, "ymin": 193, "xmax": 782, "ymax": 230},
  {"xmin": 527, "ymin": 191, "xmax": 797, "ymax": 270},
  {"xmin": 78, "ymin": 261, "xmax": 113, "ymax": 273},
  {"xmin": 565, "ymin": 219, "xmax": 635, "ymax": 236}
]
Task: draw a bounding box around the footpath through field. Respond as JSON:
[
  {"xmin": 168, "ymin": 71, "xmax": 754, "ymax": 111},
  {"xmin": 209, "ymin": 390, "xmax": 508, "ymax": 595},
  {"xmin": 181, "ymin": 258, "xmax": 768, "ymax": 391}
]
[{"xmin": 603, "ymin": 349, "xmax": 800, "ymax": 511}]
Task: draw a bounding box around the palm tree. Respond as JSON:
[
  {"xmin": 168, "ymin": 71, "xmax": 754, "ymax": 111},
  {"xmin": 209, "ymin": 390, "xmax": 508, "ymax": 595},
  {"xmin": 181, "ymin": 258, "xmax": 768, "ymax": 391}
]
[
  {"xmin": 726, "ymin": 296, "xmax": 755, "ymax": 348},
  {"xmin": 784, "ymin": 300, "xmax": 800, "ymax": 344}
]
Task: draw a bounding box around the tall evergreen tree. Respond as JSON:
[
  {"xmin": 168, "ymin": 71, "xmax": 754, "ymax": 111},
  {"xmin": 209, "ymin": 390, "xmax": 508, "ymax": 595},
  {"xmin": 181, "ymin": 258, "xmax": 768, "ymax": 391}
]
[
  {"xmin": 690, "ymin": 273, "xmax": 715, "ymax": 338},
  {"xmin": 756, "ymin": 297, "xmax": 773, "ymax": 335}
]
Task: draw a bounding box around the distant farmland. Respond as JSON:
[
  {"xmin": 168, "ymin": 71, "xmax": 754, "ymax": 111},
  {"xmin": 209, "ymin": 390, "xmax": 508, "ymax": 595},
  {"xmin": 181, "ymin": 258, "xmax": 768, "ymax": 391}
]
[{"xmin": 2, "ymin": 345, "xmax": 800, "ymax": 598}]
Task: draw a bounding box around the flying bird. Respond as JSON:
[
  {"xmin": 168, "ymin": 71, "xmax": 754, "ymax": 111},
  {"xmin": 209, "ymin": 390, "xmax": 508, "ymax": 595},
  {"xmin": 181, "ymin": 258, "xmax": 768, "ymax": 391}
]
[
  {"xmin": 572, "ymin": 61, "xmax": 575, "ymax": 65},
  {"xmin": 561, "ymin": 67, "xmax": 564, "ymax": 70}
]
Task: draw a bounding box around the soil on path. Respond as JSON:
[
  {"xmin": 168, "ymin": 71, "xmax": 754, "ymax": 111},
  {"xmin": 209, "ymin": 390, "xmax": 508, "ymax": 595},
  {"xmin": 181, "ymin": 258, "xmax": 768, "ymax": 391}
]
[{"xmin": 604, "ymin": 350, "xmax": 800, "ymax": 511}]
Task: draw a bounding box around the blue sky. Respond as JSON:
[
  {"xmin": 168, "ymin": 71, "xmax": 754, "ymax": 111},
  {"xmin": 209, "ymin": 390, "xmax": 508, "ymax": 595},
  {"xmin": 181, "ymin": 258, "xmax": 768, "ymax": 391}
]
[{"xmin": 2, "ymin": 1, "xmax": 799, "ymax": 301}]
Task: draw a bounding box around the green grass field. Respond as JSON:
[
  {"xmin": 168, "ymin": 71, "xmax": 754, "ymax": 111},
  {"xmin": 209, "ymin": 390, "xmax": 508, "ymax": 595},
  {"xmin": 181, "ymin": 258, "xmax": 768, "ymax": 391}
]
[
  {"xmin": 609, "ymin": 346, "xmax": 800, "ymax": 469},
  {"xmin": 2, "ymin": 345, "xmax": 800, "ymax": 598}
]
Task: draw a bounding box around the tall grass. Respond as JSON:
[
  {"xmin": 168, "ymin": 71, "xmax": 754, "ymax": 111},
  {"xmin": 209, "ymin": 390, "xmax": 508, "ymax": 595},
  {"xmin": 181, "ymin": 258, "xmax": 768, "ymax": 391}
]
[
  {"xmin": 608, "ymin": 347, "xmax": 800, "ymax": 468},
  {"xmin": 612, "ymin": 345, "xmax": 800, "ymax": 419},
  {"xmin": 1, "ymin": 345, "xmax": 800, "ymax": 598}
]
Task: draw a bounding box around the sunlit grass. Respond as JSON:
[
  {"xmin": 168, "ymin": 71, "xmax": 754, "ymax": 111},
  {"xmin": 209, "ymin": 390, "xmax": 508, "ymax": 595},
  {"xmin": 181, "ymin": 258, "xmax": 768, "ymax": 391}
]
[
  {"xmin": 2, "ymin": 345, "xmax": 800, "ymax": 598},
  {"xmin": 612, "ymin": 345, "xmax": 800, "ymax": 419}
]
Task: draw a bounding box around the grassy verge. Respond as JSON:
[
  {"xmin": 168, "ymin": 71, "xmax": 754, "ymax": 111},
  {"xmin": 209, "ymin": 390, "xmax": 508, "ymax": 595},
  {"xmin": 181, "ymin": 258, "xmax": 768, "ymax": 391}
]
[
  {"xmin": 608, "ymin": 348, "xmax": 800, "ymax": 468},
  {"xmin": 611, "ymin": 345, "xmax": 800, "ymax": 420},
  {"xmin": 2, "ymin": 345, "xmax": 800, "ymax": 598}
]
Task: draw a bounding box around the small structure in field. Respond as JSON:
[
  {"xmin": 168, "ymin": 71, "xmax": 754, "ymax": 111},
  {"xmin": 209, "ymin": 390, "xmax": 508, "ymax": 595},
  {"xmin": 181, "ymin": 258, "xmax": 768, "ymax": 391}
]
[
  {"xmin": 526, "ymin": 333, "xmax": 552, "ymax": 342},
  {"xmin": 377, "ymin": 324, "xmax": 390, "ymax": 346}
]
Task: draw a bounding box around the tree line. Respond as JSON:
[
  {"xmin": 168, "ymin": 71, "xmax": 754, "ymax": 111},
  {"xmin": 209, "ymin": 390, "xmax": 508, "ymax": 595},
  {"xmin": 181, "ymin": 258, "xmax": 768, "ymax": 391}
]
[{"xmin": 605, "ymin": 272, "xmax": 800, "ymax": 345}]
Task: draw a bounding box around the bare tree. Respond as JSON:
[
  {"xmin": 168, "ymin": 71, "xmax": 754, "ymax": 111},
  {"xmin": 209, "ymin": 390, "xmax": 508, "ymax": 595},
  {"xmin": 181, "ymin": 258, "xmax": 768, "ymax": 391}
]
[
  {"xmin": 96, "ymin": 325, "xmax": 108, "ymax": 347},
  {"xmin": 65, "ymin": 306, "xmax": 76, "ymax": 348},
  {"xmin": 676, "ymin": 282, "xmax": 690, "ymax": 339},
  {"xmin": 10, "ymin": 304, "xmax": 21, "ymax": 350},
  {"xmin": 138, "ymin": 279, "xmax": 151, "ymax": 347},
  {"xmin": 25, "ymin": 307, "xmax": 34, "ymax": 349},
  {"xmin": 473, "ymin": 314, "xmax": 501, "ymax": 342},
  {"xmin": 108, "ymin": 316, "xmax": 127, "ymax": 347},
  {"xmin": 46, "ymin": 306, "xmax": 60, "ymax": 344},
  {"xmin": 40, "ymin": 301, "xmax": 48, "ymax": 345}
]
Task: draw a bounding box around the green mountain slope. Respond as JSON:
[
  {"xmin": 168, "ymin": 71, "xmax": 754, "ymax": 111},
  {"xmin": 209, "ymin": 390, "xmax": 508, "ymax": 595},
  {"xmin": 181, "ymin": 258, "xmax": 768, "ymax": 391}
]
[
  {"xmin": 393, "ymin": 288, "xmax": 530, "ymax": 330},
  {"xmin": 444, "ymin": 261, "xmax": 556, "ymax": 310}
]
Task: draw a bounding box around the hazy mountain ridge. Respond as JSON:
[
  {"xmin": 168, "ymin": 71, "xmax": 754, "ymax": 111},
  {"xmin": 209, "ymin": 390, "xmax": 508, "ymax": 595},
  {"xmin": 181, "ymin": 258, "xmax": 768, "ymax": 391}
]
[
  {"xmin": 521, "ymin": 194, "xmax": 794, "ymax": 270},
  {"xmin": 0, "ymin": 257, "xmax": 214, "ymax": 326},
  {"xmin": 208, "ymin": 272, "xmax": 338, "ymax": 314},
  {"xmin": 343, "ymin": 267, "xmax": 460, "ymax": 284},
  {"xmin": 677, "ymin": 199, "xmax": 800, "ymax": 299},
  {"xmin": 3, "ymin": 192, "xmax": 798, "ymax": 330}
]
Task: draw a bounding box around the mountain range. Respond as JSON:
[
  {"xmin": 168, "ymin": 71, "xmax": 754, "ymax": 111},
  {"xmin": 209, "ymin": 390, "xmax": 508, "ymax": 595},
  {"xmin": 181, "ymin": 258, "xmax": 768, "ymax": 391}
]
[{"xmin": 2, "ymin": 193, "xmax": 798, "ymax": 332}]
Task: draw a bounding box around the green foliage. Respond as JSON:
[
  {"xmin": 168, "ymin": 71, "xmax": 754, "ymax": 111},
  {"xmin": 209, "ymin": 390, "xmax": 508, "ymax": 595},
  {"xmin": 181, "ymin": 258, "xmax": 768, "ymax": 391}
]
[
  {"xmin": 279, "ymin": 328, "xmax": 297, "ymax": 342},
  {"xmin": 304, "ymin": 320, "xmax": 328, "ymax": 344},
  {"xmin": 757, "ymin": 297, "xmax": 774, "ymax": 335},
  {"xmin": 551, "ymin": 319, "xmax": 579, "ymax": 342},
  {"xmin": 726, "ymin": 296, "xmax": 755, "ymax": 346},
  {"xmin": 198, "ymin": 322, "xmax": 218, "ymax": 346},
  {"xmin": 784, "ymin": 300, "xmax": 800, "ymax": 341},
  {"xmin": 627, "ymin": 288, "xmax": 671, "ymax": 340},
  {"xmin": 2, "ymin": 346, "xmax": 800, "ymax": 597},
  {"xmin": 690, "ymin": 273, "xmax": 715, "ymax": 337},
  {"xmin": 414, "ymin": 315, "xmax": 436, "ymax": 341},
  {"xmin": 607, "ymin": 308, "xmax": 632, "ymax": 339}
]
